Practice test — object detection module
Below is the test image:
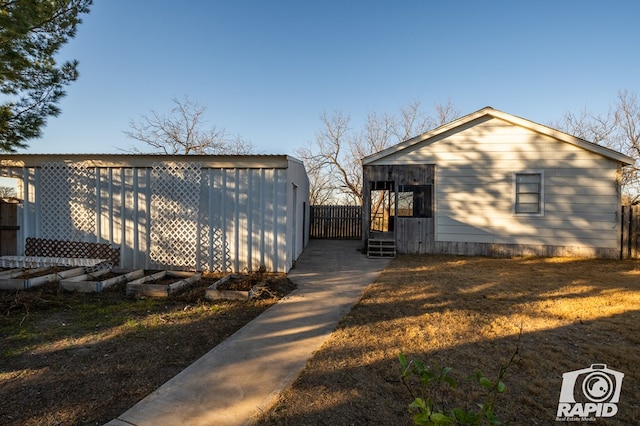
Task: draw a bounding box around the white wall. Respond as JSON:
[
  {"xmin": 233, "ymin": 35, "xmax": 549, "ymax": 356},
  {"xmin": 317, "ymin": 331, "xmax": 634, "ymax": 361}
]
[
  {"xmin": 5, "ymin": 156, "xmax": 309, "ymax": 272},
  {"xmin": 286, "ymin": 158, "xmax": 310, "ymax": 269}
]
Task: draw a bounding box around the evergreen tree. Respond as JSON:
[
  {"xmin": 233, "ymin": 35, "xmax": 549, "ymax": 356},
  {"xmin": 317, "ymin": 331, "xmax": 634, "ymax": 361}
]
[{"xmin": 0, "ymin": 0, "xmax": 92, "ymax": 151}]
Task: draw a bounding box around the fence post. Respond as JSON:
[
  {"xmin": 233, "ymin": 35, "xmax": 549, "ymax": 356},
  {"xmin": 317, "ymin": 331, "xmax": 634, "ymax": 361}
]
[
  {"xmin": 621, "ymin": 205, "xmax": 626, "ymax": 259},
  {"xmin": 630, "ymin": 205, "xmax": 636, "ymax": 259},
  {"xmin": 620, "ymin": 205, "xmax": 640, "ymax": 259},
  {"xmin": 633, "ymin": 205, "xmax": 639, "ymax": 258}
]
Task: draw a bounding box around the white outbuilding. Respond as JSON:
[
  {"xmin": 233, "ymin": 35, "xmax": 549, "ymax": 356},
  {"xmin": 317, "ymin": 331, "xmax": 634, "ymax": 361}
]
[{"xmin": 0, "ymin": 154, "xmax": 309, "ymax": 272}]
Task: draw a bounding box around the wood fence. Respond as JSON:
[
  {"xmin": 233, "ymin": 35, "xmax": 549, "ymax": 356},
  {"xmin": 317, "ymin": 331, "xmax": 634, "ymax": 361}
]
[
  {"xmin": 620, "ymin": 205, "xmax": 640, "ymax": 259},
  {"xmin": 309, "ymin": 205, "xmax": 362, "ymax": 239}
]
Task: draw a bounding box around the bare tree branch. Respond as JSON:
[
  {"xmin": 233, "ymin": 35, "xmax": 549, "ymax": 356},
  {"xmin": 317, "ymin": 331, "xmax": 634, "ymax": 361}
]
[
  {"xmin": 300, "ymin": 101, "xmax": 461, "ymax": 205},
  {"xmin": 123, "ymin": 96, "xmax": 253, "ymax": 155},
  {"xmin": 431, "ymin": 99, "xmax": 461, "ymax": 129},
  {"xmin": 614, "ymin": 90, "xmax": 640, "ymax": 202},
  {"xmin": 553, "ymin": 90, "xmax": 640, "ymax": 203}
]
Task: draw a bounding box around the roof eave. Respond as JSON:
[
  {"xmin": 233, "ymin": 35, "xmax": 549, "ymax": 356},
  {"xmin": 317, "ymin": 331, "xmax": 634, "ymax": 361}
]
[
  {"xmin": 362, "ymin": 107, "xmax": 494, "ymax": 165},
  {"xmin": 362, "ymin": 107, "xmax": 635, "ymax": 166},
  {"xmin": 0, "ymin": 153, "xmax": 299, "ymax": 169},
  {"xmin": 487, "ymin": 109, "xmax": 636, "ymax": 166}
]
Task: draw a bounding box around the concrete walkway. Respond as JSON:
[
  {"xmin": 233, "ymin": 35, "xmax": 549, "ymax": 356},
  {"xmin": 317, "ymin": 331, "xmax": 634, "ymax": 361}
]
[{"xmin": 107, "ymin": 240, "xmax": 391, "ymax": 426}]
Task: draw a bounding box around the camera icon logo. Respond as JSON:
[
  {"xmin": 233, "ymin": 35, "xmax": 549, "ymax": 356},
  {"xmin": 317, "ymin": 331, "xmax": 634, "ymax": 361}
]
[{"xmin": 556, "ymin": 364, "xmax": 624, "ymax": 419}]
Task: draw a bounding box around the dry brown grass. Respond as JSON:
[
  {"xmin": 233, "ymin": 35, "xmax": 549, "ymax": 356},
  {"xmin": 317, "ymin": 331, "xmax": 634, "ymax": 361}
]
[
  {"xmin": 3, "ymin": 258, "xmax": 638, "ymax": 425},
  {"xmin": 0, "ymin": 273, "xmax": 296, "ymax": 426},
  {"xmin": 261, "ymin": 255, "xmax": 640, "ymax": 425}
]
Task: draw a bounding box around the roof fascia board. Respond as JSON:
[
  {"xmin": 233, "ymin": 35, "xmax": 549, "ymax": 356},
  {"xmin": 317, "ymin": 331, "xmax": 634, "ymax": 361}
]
[
  {"xmin": 362, "ymin": 108, "xmax": 492, "ymax": 165},
  {"xmin": 488, "ymin": 109, "xmax": 635, "ymax": 166},
  {"xmin": 0, "ymin": 154, "xmax": 294, "ymax": 169}
]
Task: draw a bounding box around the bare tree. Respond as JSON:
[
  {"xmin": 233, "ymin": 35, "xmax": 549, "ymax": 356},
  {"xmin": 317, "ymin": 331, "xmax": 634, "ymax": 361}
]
[
  {"xmin": 613, "ymin": 90, "xmax": 640, "ymax": 202},
  {"xmin": 0, "ymin": 186, "xmax": 16, "ymax": 198},
  {"xmin": 552, "ymin": 90, "xmax": 640, "ymax": 203},
  {"xmin": 297, "ymin": 111, "xmax": 354, "ymax": 205},
  {"xmin": 297, "ymin": 100, "xmax": 460, "ymax": 205},
  {"xmin": 124, "ymin": 97, "xmax": 253, "ymax": 155}
]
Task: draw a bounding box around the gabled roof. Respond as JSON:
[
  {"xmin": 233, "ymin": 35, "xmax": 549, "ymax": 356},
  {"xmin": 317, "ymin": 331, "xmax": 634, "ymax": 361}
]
[
  {"xmin": 0, "ymin": 153, "xmax": 302, "ymax": 169},
  {"xmin": 362, "ymin": 106, "xmax": 635, "ymax": 166}
]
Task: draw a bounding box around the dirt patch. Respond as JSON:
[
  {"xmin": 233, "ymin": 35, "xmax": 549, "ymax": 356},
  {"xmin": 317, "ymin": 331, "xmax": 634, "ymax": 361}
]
[
  {"xmin": 82, "ymin": 271, "xmax": 126, "ymax": 281},
  {"xmin": 0, "ymin": 272, "xmax": 296, "ymax": 426},
  {"xmin": 213, "ymin": 271, "xmax": 296, "ymax": 298},
  {"xmin": 216, "ymin": 275, "xmax": 256, "ymax": 291},
  {"xmin": 259, "ymin": 255, "xmax": 640, "ymax": 425}
]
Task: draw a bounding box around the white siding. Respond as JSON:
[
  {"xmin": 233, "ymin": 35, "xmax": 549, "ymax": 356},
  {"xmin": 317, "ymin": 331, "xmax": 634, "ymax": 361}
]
[
  {"xmin": 286, "ymin": 159, "xmax": 310, "ymax": 268},
  {"xmin": 7, "ymin": 156, "xmax": 309, "ymax": 273},
  {"xmin": 369, "ymin": 116, "xmax": 621, "ymax": 250},
  {"xmin": 196, "ymin": 167, "xmax": 290, "ymax": 272}
]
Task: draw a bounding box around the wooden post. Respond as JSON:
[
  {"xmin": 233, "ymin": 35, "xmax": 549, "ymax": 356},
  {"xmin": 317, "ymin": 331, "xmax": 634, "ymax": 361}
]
[{"xmin": 0, "ymin": 200, "xmax": 19, "ymax": 256}]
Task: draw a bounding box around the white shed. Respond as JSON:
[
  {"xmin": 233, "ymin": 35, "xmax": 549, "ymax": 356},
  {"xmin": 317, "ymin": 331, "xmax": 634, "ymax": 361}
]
[
  {"xmin": 0, "ymin": 154, "xmax": 309, "ymax": 272},
  {"xmin": 362, "ymin": 107, "xmax": 635, "ymax": 258}
]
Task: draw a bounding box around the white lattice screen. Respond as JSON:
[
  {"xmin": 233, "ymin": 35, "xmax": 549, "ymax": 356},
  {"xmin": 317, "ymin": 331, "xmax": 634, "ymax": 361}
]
[
  {"xmin": 198, "ymin": 172, "xmax": 231, "ymax": 272},
  {"xmin": 208, "ymin": 227, "xmax": 231, "ymax": 272},
  {"xmin": 40, "ymin": 162, "xmax": 96, "ymax": 241},
  {"xmin": 150, "ymin": 162, "xmax": 201, "ymax": 269}
]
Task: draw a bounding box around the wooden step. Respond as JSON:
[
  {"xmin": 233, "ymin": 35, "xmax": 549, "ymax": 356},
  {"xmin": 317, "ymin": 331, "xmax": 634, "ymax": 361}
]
[{"xmin": 367, "ymin": 239, "xmax": 396, "ymax": 258}]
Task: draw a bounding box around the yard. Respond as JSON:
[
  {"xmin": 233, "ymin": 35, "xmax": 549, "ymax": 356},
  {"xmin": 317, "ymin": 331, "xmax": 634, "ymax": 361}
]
[
  {"xmin": 1, "ymin": 256, "xmax": 639, "ymax": 425},
  {"xmin": 0, "ymin": 272, "xmax": 295, "ymax": 426},
  {"xmin": 260, "ymin": 255, "xmax": 640, "ymax": 425}
]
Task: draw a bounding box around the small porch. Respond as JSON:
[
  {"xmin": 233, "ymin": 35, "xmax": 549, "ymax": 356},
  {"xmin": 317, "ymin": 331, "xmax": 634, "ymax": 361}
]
[{"xmin": 362, "ymin": 164, "xmax": 435, "ymax": 257}]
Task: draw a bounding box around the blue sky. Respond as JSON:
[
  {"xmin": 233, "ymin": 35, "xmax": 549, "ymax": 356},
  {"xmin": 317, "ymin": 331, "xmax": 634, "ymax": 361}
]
[{"xmin": 19, "ymin": 0, "xmax": 640, "ymax": 155}]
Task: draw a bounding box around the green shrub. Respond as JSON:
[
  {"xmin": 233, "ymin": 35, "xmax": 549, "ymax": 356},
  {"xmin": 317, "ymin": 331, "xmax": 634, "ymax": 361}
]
[{"xmin": 399, "ymin": 345, "xmax": 519, "ymax": 425}]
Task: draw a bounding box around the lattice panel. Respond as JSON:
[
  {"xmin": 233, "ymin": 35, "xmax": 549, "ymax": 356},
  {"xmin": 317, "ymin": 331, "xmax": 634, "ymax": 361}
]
[
  {"xmin": 150, "ymin": 162, "xmax": 201, "ymax": 269},
  {"xmin": 40, "ymin": 162, "xmax": 96, "ymax": 241},
  {"xmin": 25, "ymin": 237, "xmax": 120, "ymax": 266},
  {"xmin": 208, "ymin": 227, "xmax": 232, "ymax": 272},
  {"xmin": 198, "ymin": 199, "xmax": 210, "ymax": 272},
  {"xmin": 214, "ymin": 228, "xmax": 231, "ymax": 272}
]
